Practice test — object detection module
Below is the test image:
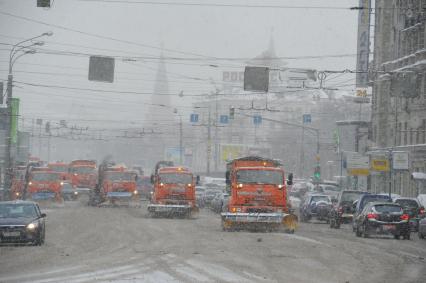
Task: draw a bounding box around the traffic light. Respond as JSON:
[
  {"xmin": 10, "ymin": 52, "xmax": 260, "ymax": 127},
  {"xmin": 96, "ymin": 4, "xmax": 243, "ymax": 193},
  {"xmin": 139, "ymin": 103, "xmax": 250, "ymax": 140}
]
[
  {"xmin": 229, "ymin": 106, "xmax": 235, "ymax": 119},
  {"xmin": 313, "ymin": 164, "xmax": 321, "ymax": 181}
]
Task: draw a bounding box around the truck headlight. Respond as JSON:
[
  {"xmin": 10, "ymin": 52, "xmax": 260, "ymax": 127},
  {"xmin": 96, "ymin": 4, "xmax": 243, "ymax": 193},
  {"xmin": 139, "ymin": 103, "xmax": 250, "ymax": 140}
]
[
  {"xmin": 237, "ymin": 183, "xmax": 243, "ymax": 189},
  {"xmin": 74, "ymin": 191, "xmax": 78, "ymax": 195},
  {"xmin": 60, "ymin": 181, "xmax": 64, "ymax": 186},
  {"xmin": 28, "ymin": 181, "xmax": 32, "ymax": 185},
  {"xmin": 15, "ymin": 192, "xmax": 20, "ymax": 196},
  {"xmin": 133, "ymin": 190, "xmax": 138, "ymax": 195},
  {"xmin": 27, "ymin": 222, "xmax": 38, "ymax": 230}
]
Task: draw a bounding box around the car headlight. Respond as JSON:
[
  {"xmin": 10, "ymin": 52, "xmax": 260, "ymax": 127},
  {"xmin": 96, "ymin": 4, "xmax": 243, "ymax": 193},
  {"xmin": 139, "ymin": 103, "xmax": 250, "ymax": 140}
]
[
  {"xmin": 74, "ymin": 191, "xmax": 78, "ymax": 195},
  {"xmin": 27, "ymin": 222, "xmax": 39, "ymax": 230}
]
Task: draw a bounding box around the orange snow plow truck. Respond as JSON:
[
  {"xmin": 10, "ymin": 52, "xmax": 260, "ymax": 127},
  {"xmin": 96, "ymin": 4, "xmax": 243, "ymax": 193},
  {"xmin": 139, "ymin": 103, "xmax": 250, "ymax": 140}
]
[
  {"xmin": 148, "ymin": 161, "xmax": 198, "ymax": 217},
  {"xmin": 69, "ymin": 160, "xmax": 97, "ymax": 191},
  {"xmin": 221, "ymin": 156, "xmax": 297, "ymax": 232},
  {"xmin": 100, "ymin": 165, "xmax": 139, "ymax": 206},
  {"xmin": 27, "ymin": 169, "xmax": 63, "ymax": 203}
]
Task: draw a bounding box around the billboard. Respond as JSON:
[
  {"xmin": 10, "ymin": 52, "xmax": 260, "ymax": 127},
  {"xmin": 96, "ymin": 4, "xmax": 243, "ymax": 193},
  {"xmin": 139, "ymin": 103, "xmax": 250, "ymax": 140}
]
[
  {"xmin": 346, "ymin": 152, "xmax": 370, "ymax": 176},
  {"xmin": 355, "ymin": 0, "xmax": 371, "ymax": 87},
  {"xmin": 221, "ymin": 144, "xmax": 245, "ymax": 162},
  {"xmin": 393, "ymin": 151, "xmax": 409, "ymax": 170}
]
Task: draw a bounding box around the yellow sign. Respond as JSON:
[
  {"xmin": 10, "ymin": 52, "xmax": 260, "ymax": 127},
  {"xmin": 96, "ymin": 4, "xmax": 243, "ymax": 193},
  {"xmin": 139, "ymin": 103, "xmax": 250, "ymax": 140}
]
[
  {"xmin": 347, "ymin": 168, "xmax": 370, "ymax": 176},
  {"xmin": 221, "ymin": 145, "xmax": 244, "ymax": 161},
  {"xmin": 371, "ymin": 159, "xmax": 390, "ymax": 172},
  {"xmin": 356, "ymin": 89, "xmax": 367, "ymax": 97}
]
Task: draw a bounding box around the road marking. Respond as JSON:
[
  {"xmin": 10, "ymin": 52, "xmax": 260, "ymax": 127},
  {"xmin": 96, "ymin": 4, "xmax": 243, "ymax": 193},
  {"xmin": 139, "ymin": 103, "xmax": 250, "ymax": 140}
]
[
  {"xmin": 173, "ymin": 264, "xmax": 211, "ymax": 282},
  {"xmin": 0, "ymin": 265, "xmax": 84, "ymax": 282},
  {"xmin": 280, "ymin": 233, "xmax": 325, "ymax": 245},
  {"xmin": 186, "ymin": 259, "xmax": 253, "ymax": 282}
]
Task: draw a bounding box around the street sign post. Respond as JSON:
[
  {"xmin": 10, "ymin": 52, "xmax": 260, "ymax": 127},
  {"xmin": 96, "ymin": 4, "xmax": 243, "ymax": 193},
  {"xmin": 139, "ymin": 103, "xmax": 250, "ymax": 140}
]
[
  {"xmin": 392, "ymin": 151, "xmax": 409, "ymax": 170},
  {"xmin": 219, "ymin": 115, "xmax": 229, "ymax": 124},
  {"xmin": 253, "ymin": 115, "xmax": 262, "ymax": 125},
  {"xmin": 303, "ymin": 114, "xmax": 311, "ymax": 124},
  {"xmin": 190, "ymin": 113, "xmax": 199, "ymax": 123}
]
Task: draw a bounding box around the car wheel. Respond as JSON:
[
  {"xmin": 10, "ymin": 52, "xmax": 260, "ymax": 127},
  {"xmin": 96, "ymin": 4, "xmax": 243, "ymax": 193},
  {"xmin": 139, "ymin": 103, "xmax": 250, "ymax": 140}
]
[
  {"xmin": 356, "ymin": 226, "xmax": 362, "ymax": 237},
  {"xmin": 362, "ymin": 224, "xmax": 369, "ymax": 238},
  {"xmin": 394, "ymin": 234, "xmax": 400, "ymax": 240},
  {"xmin": 335, "ymin": 220, "xmax": 341, "ymax": 229}
]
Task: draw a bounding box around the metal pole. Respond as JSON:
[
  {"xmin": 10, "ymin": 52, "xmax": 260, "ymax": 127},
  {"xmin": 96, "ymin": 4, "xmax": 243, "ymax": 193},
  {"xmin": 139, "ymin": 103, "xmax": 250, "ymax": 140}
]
[
  {"xmin": 179, "ymin": 116, "xmax": 183, "ymax": 164},
  {"xmin": 214, "ymin": 92, "xmax": 218, "ymax": 172},
  {"xmin": 389, "ymin": 149, "xmax": 393, "ymax": 199},
  {"xmin": 47, "ymin": 133, "xmax": 51, "ymax": 163},
  {"xmin": 299, "ymin": 125, "xmax": 305, "ymax": 177},
  {"xmin": 207, "ymin": 105, "xmax": 211, "ymax": 176},
  {"xmin": 3, "ymin": 74, "xmax": 13, "ymax": 199}
]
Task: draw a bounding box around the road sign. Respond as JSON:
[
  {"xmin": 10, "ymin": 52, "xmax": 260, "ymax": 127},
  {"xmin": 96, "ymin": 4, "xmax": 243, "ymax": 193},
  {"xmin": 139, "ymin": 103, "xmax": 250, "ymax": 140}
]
[
  {"xmin": 190, "ymin": 113, "xmax": 199, "ymax": 123},
  {"xmin": 371, "ymin": 159, "xmax": 389, "ymax": 172},
  {"xmin": 303, "ymin": 114, "xmax": 311, "ymax": 124},
  {"xmin": 393, "ymin": 151, "xmax": 409, "ymax": 170},
  {"xmin": 88, "ymin": 56, "xmax": 115, "ymax": 83},
  {"xmin": 346, "ymin": 152, "xmax": 370, "ymax": 176},
  {"xmin": 244, "ymin": 66, "xmax": 269, "ymax": 92},
  {"xmin": 219, "ymin": 115, "xmax": 229, "ymax": 124},
  {"xmin": 253, "ymin": 115, "xmax": 262, "ymax": 125}
]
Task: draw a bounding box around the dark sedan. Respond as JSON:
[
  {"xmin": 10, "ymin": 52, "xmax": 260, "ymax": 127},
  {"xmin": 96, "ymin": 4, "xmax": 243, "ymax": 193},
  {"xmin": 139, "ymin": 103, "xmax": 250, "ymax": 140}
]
[
  {"xmin": 394, "ymin": 198, "xmax": 425, "ymax": 232},
  {"xmin": 0, "ymin": 201, "xmax": 46, "ymax": 245},
  {"xmin": 354, "ymin": 202, "xmax": 410, "ymax": 240}
]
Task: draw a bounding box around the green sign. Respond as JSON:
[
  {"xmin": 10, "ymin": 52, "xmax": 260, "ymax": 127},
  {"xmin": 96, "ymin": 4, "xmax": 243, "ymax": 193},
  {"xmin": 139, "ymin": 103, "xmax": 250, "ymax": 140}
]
[{"xmin": 11, "ymin": 98, "xmax": 19, "ymax": 144}]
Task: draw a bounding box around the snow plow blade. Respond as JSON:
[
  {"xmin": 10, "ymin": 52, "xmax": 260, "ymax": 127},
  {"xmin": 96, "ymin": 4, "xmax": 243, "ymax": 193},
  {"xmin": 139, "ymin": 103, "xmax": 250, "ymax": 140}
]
[
  {"xmin": 147, "ymin": 204, "xmax": 192, "ymax": 213},
  {"xmin": 221, "ymin": 212, "xmax": 298, "ymax": 232}
]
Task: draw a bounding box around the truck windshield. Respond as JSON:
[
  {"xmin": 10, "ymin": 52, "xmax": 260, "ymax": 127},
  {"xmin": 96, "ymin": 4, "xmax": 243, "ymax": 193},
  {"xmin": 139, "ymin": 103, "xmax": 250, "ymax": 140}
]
[
  {"xmin": 105, "ymin": 172, "xmax": 135, "ymax": 181},
  {"xmin": 49, "ymin": 165, "xmax": 68, "ymax": 172},
  {"xmin": 159, "ymin": 173, "xmax": 192, "ymax": 184},
  {"xmin": 71, "ymin": 167, "xmax": 95, "ymax": 174},
  {"xmin": 236, "ymin": 170, "xmax": 283, "ymax": 185},
  {"xmin": 32, "ymin": 173, "xmax": 59, "ymax": 181}
]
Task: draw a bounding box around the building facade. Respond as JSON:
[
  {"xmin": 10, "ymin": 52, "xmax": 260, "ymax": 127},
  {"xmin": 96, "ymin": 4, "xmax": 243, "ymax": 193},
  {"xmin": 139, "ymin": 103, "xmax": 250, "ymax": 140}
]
[{"xmin": 371, "ymin": 0, "xmax": 426, "ymax": 196}]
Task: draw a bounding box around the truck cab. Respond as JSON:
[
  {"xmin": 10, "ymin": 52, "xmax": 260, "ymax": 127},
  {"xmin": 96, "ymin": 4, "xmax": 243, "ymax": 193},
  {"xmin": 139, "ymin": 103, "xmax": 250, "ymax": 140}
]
[
  {"xmin": 69, "ymin": 160, "xmax": 98, "ymax": 190},
  {"xmin": 28, "ymin": 171, "xmax": 63, "ymax": 201}
]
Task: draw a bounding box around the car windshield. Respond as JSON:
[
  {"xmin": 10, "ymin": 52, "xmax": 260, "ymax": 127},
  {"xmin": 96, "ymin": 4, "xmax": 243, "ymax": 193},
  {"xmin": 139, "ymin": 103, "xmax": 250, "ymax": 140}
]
[
  {"xmin": 105, "ymin": 172, "xmax": 135, "ymax": 181},
  {"xmin": 61, "ymin": 183, "xmax": 73, "ymax": 190},
  {"xmin": 373, "ymin": 205, "xmax": 402, "ymax": 213},
  {"xmin": 361, "ymin": 196, "xmax": 391, "ymax": 209},
  {"xmin": 311, "ymin": 196, "xmax": 330, "ymax": 203},
  {"xmin": 71, "ymin": 167, "xmax": 95, "ymax": 174},
  {"xmin": 159, "ymin": 173, "xmax": 192, "ymax": 184},
  {"xmin": 31, "ymin": 173, "xmax": 59, "ymax": 181},
  {"xmin": 395, "ymin": 199, "xmax": 419, "ymax": 208},
  {"xmin": 0, "ymin": 204, "xmax": 38, "ymax": 218},
  {"xmin": 49, "ymin": 165, "xmax": 68, "ymax": 172},
  {"xmin": 341, "ymin": 192, "xmax": 365, "ymax": 203},
  {"xmin": 236, "ymin": 170, "xmax": 283, "ymax": 185}
]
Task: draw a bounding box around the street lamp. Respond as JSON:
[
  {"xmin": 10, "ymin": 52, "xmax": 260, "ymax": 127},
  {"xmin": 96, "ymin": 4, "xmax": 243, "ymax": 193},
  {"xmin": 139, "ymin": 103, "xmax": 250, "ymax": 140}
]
[{"xmin": 3, "ymin": 32, "xmax": 52, "ymax": 200}]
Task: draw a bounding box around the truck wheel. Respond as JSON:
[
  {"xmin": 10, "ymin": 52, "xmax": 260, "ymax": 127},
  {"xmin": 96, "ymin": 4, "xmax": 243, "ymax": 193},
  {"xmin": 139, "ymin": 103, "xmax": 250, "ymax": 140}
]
[
  {"xmin": 419, "ymin": 232, "xmax": 425, "ymax": 239},
  {"xmin": 334, "ymin": 220, "xmax": 341, "ymax": 229},
  {"xmin": 329, "ymin": 219, "xmax": 335, "ymax": 228},
  {"xmin": 403, "ymin": 233, "xmax": 411, "ymax": 240}
]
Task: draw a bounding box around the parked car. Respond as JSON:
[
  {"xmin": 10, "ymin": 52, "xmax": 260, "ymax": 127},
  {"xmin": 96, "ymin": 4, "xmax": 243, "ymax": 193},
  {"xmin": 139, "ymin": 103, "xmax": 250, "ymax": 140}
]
[
  {"xmin": 329, "ymin": 190, "xmax": 368, "ymax": 229},
  {"xmin": 61, "ymin": 182, "xmax": 79, "ymax": 201},
  {"xmin": 354, "ymin": 202, "xmax": 410, "ymax": 239},
  {"xmin": 418, "ymin": 217, "xmax": 426, "ymax": 239},
  {"xmin": 299, "ymin": 194, "xmax": 332, "ymax": 223},
  {"xmin": 394, "ymin": 197, "xmax": 425, "ymax": 232},
  {"xmin": 0, "ymin": 201, "xmax": 46, "ymax": 245},
  {"xmin": 210, "ymin": 192, "xmax": 229, "ymax": 213},
  {"xmin": 352, "ymin": 194, "xmax": 392, "ymax": 232}
]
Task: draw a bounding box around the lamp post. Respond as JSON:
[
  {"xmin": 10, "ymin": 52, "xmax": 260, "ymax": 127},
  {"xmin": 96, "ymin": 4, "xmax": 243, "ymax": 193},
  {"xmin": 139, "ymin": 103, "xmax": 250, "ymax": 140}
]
[{"xmin": 3, "ymin": 32, "xmax": 52, "ymax": 199}]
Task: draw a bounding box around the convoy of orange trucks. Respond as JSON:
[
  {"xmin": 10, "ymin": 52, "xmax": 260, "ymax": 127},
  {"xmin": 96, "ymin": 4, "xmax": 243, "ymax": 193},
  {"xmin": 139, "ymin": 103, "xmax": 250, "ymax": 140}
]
[
  {"xmin": 10, "ymin": 166, "xmax": 27, "ymax": 200},
  {"xmin": 148, "ymin": 161, "xmax": 198, "ymax": 217},
  {"xmin": 221, "ymin": 156, "xmax": 297, "ymax": 232},
  {"xmin": 48, "ymin": 162, "xmax": 70, "ymax": 181}
]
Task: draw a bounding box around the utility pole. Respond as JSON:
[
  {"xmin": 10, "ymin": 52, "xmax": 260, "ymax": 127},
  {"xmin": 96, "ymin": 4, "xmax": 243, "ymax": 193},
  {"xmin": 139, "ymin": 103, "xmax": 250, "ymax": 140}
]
[
  {"xmin": 214, "ymin": 92, "xmax": 219, "ymax": 172},
  {"xmin": 299, "ymin": 125, "xmax": 305, "ymax": 177},
  {"xmin": 207, "ymin": 105, "xmax": 211, "ymax": 176},
  {"xmin": 179, "ymin": 116, "xmax": 183, "ymax": 164}
]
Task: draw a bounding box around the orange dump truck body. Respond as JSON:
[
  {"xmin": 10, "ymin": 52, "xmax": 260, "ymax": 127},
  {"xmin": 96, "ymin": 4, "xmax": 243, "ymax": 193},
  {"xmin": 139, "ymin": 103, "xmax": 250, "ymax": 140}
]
[
  {"xmin": 221, "ymin": 156, "xmax": 297, "ymax": 232},
  {"xmin": 148, "ymin": 166, "xmax": 197, "ymax": 215},
  {"xmin": 69, "ymin": 160, "xmax": 97, "ymax": 189}
]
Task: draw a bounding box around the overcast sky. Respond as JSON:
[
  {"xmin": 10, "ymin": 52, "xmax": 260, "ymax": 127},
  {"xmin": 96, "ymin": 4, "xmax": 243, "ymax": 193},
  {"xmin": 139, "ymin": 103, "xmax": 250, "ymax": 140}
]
[{"xmin": 0, "ymin": 0, "xmax": 359, "ymax": 131}]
